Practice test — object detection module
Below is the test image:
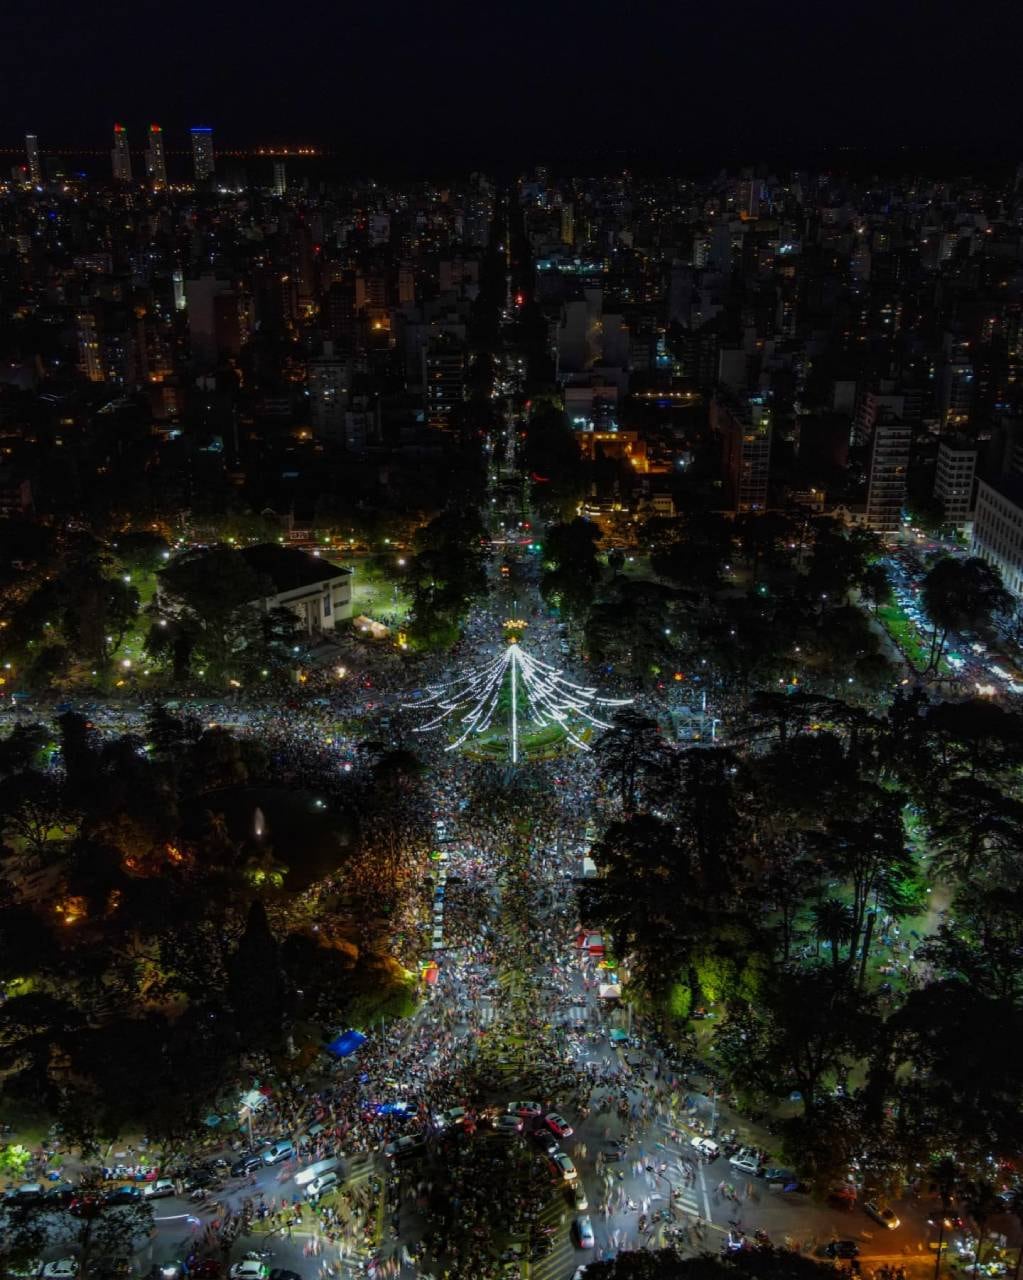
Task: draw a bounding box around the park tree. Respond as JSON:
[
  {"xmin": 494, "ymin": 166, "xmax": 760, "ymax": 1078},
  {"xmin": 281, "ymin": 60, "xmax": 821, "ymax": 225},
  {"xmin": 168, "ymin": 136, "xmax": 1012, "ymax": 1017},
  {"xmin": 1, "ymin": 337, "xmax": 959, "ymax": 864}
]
[
  {"xmin": 919, "ymin": 881, "xmax": 1023, "ymax": 1005},
  {"xmin": 805, "ymin": 520, "xmax": 880, "ymax": 604},
  {"xmin": 143, "ymin": 617, "xmax": 196, "ymax": 681},
  {"xmin": 585, "ymin": 579, "xmax": 678, "ymax": 685},
  {"xmin": 925, "ymin": 775, "xmax": 1023, "ymax": 882},
  {"xmin": 919, "ymin": 697, "xmax": 1023, "ymax": 784},
  {"xmin": 60, "ymin": 562, "xmax": 140, "ymax": 666},
  {"xmin": 870, "ymin": 979, "xmax": 1023, "ymax": 1164},
  {"xmin": 0, "ymin": 769, "xmax": 77, "ymax": 860},
  {"xmin": 159, "ymin": 547, "xmax": 268, "ymax": 675},
  {"xmin": 735, "ymin": 510, "xmax": 796, "ymax": 579},
  {"xmin": 595, "ymin": 710, "xmax": 675, "ymax": 812},
  {"xmin": 582, "ymin": 813, "xmax": 703, "ymax": 995},
  {"xmin": 860, "ymin": 561, "xmax": 894, "ymax": 613},
  {"xmin": 650, "ymin": 512, "xmax": 734, "ymax": 595},
  {"xmin": 521, "ymin": 405, "xmax": 585, "ymax": 517},
  {"xmin": 111, "ymin": 530, "xmax": 170, "ymax": 573},
  {"xmin": 814, "ymin": 790, "xmax": 917, "ymax": 986},
  {"xmin": 920, "ymin": 555, "xmax": 1011, "ymax": 670},
  {"xmin": 714, "ymin": 966, "xmax": 879, "ymax": 1121},
  {"xmin": 227, "ymin": 899, "xmax": 288, "ymax": 1046},
  {"xmin": 541, "ymin": 517, "xmax": 602, "ymax": 624}
]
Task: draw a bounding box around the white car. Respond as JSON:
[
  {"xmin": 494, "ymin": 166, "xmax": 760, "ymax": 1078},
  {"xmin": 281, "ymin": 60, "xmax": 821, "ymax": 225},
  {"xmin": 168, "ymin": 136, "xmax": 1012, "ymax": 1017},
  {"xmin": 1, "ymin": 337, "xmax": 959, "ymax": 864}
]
[
  {"xmin": 573, "ymin": 1182, "xmax": 589, "ymax": 1211},
  {"xmin": 42, "ymin": 1264, "xmax": 78, "ymax": 1280},
  {"xmin": 261, "ymin": 1140, "xmax": 294, "ymax": 1165},
  {"xmin": 142, "ymin": 1180, "xmax": 176, "ymax": 1199},
  {"xmin": 229, "ymin": 1264, "xmax": 268, "ymax": 1280},
  {"xmin": 552, "ymin": 1152, "xmax": 578, "ymax": 1182},
  {"xmin": 433, "ymin": 1106, "xmax": 467, "ymax": 1131},
  {"xmin": 864, "ymin": 1201, "xmax": 900, "ymax": 1230},
  {"xmin": 691, "ymin": 1136, "xmax": 720, "ymax": 1160},
  {"xmin": 729, "ymin": 1148, "xmax": 761, "ymax": 1175},
  {"xmin": 305, "ymin": 1172, "xmax": 339, "ymax": 1200}
]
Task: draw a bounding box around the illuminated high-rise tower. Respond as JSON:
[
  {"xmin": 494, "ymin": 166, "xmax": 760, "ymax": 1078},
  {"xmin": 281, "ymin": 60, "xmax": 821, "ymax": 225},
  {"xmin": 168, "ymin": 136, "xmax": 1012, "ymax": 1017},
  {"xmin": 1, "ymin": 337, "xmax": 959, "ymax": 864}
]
[
  {"xmin": 25, "ymin": 133, "xmax": 41, "ymax": 184},
  {"xmin": 111, "ymin": 123, "xmax": 132, "ymax": 182},
  {"xmin": 191, "ymin": 127, "xmax": 215, "ymax": 182},
  {"xmin": 146, "ymin": 124, "xmax": 167, "ymax": 188}
]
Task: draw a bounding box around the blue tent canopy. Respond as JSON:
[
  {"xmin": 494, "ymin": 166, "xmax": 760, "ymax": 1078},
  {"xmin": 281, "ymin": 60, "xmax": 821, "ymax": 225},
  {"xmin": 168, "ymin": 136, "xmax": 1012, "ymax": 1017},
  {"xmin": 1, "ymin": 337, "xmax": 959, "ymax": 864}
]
[{"xmin": 326, "ymin": 1029, "xmax": 367, "ymax": 1059}]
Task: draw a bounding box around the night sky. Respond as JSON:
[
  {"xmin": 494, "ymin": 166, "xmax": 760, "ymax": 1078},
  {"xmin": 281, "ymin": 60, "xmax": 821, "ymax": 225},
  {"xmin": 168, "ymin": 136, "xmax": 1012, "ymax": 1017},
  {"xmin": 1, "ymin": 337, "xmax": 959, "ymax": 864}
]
[{"xmin": 3, "ymin": 0, "xmax": 1021, "ymax": 169}]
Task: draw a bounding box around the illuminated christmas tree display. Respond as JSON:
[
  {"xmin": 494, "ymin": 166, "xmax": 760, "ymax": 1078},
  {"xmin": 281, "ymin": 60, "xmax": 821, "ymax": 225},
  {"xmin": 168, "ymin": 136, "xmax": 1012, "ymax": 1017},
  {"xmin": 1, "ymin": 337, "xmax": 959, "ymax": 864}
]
[{"xmin": 405, "ymin": 621, "xmax": 632, "ymax": 763}]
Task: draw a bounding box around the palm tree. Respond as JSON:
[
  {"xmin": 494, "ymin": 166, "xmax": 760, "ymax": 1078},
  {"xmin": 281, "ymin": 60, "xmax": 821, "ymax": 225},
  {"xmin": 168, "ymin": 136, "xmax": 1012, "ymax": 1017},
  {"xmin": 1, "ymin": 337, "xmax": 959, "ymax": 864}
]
[
  {"xmin": 929, "ymin": 1158, "xmax": 963, "ymax": 1280},
  {"xmin": 921, "ymin": 556, "xmax": 1011, "ymax": 672},
  {"xmin": 963, "ymin": 1180, "xmax": 1004, "ymax": 1280},
  {"xmin": 1004, "ymin": 1189, "xmax": 1023, "ymax": 1280},
  {"xmin": 811, "ymin": 897, "xmax": 855, "ymax": 971}
]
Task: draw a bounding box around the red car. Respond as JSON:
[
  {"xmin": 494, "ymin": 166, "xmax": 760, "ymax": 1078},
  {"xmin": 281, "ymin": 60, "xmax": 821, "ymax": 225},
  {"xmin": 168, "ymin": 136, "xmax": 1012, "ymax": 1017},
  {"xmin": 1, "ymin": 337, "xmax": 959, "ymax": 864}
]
[
  {"xmin": 190, "ymin": 1262, "xmax": 222, "ymax": 1279},
  {"xmin": 69, "ymin": 1194, "xmax": 102, "ymax": 1218},
  {"xmin": 545, "ymin": 1112, "xmax": 574, "ymax": 1138},
  {"xmin": 508, "ymin": 1101, "xmax": 542, "ymax": 1118}
]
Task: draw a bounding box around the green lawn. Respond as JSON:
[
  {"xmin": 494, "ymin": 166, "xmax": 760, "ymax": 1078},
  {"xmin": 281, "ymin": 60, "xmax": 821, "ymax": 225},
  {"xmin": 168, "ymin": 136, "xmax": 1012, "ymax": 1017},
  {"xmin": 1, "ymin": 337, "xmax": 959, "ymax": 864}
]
[{"xmin": 877, "ymin": 604, "xmax": 949, "ymax": 674}]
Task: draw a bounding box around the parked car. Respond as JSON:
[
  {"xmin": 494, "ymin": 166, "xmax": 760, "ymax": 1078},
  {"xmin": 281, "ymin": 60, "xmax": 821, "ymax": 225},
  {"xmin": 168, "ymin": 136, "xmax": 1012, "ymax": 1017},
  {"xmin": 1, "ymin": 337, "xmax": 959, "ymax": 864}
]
[
  {"xmin": 691, "ymin": 1137, "xmax": 721, "ymax": 1161},
  {"xmin": 150, "ymin": 1260, "xmax": 185, "ymax": 1280},
  {"xmin": 261, "ymin": 1141, "xmax": 294, "ymax": 1166},
  {"xmin": 68, "ymin": 1194, "xmax": 103, "ymax": 1217},
  {"xmin": 230, "ymin": 1154, "xmax": 263, "ymax": 1178},
  {"xmin": 189, "ymin": 1262, "xmax": 222, "ymax": 1279},
  {"xmin": 826, "ymin": 1240, "xmax": 860, "ymax": 1259},
  {"xmin": 531, "ymin": 1129, "xmax": 560, "ymax": 1155},
  {"xmin": 494, "ymin": 1114, "xmax": 523, "ymax": 1136},
  {"xmin": 574, "ymin": 1215, "xmax": 596, "ymax": 1248},
  {"xmin": 142, "ymin": 1180, "xmax": 176, "ymax": 1200},
  {"xmin": 729, "ymin": 1149, "xmax": 761, "ymax": 1176},
  {"xmin": 545, "ymin": 1112, "xmax": 574, "ymax": 1138},
  {"xmin": 507, "ymin": 1101, "xmax": 542, "ymax": 1118},
  {"xmin": 8, "ymin": 1184, "xmax": 45, "ymax": 1204},
  {"xmin": 45, "ymin": 1185, "xmax": 77, "ymax": 1208},
  {"xmin": 864, "ymin": 1201, "xmax": 900, "ymax": 1230},
  {"xmin": 105, "ymin": 1186, "xmax": 141, "ymax": 1206},
  {"xmin": 433, "ymin": 1107, "xmax": 467, "ymax": 1131},
  {"xmin": 551, "ymin": 1153, "xmax": 578, "ymax": 1182},
  {"xmin": 228, "ymin": 1264, "xmax": 267, "ymax": 1280},
  {"xmin": 42, "ymin": 1264, "xmax": 79, "ymax": 1280},
  {"xmin": 384, "ymin": 1134, "xmax": 425, "ymax": 1161}
]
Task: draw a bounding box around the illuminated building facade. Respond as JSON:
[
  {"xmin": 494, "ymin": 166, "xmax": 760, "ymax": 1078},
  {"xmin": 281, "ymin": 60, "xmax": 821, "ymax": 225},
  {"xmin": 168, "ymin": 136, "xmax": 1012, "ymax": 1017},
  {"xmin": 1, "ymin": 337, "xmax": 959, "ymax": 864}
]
[
  {"xmin": 191, "ymin": 127, "xmax": 215, "ymax": 182},
  {"xmin": 111, "ymin": 123, "xmax": 132, "ymax": 182}
]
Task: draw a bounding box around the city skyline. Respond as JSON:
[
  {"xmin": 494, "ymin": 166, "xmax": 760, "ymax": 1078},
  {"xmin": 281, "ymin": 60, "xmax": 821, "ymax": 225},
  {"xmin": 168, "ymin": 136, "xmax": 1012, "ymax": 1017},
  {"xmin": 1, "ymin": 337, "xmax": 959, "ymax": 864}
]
[{"xmin": 3, "ymin": 0, "xmax": 1022, "ymax": 167}]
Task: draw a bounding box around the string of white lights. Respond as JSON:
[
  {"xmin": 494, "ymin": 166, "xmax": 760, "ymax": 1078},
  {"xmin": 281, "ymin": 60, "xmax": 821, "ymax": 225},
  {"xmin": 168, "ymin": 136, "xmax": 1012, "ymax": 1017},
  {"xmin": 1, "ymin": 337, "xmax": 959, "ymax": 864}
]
[{"xmin": 404, "ymin": 638, "xmax": 632, "ymax": 761}]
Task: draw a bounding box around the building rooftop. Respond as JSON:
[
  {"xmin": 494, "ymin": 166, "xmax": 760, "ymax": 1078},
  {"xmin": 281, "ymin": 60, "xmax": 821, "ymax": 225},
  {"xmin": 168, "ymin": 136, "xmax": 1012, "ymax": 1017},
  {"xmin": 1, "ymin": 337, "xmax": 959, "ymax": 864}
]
[{"xmin": 240, "ymin": 543, "xmax": 350, "ymax": 594}]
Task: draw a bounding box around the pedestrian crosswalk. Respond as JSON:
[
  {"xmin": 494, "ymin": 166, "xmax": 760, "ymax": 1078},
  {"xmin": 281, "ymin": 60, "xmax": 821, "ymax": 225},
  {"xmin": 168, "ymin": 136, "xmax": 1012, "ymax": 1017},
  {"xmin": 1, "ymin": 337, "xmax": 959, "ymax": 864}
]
[
  {"xmin": 525, "ymin": 1170, "xmax": 705, "ymax": 1280},
  {"xmin": 525, "ymin": 1187, "xmax": 575, "ymax": 1280}
]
